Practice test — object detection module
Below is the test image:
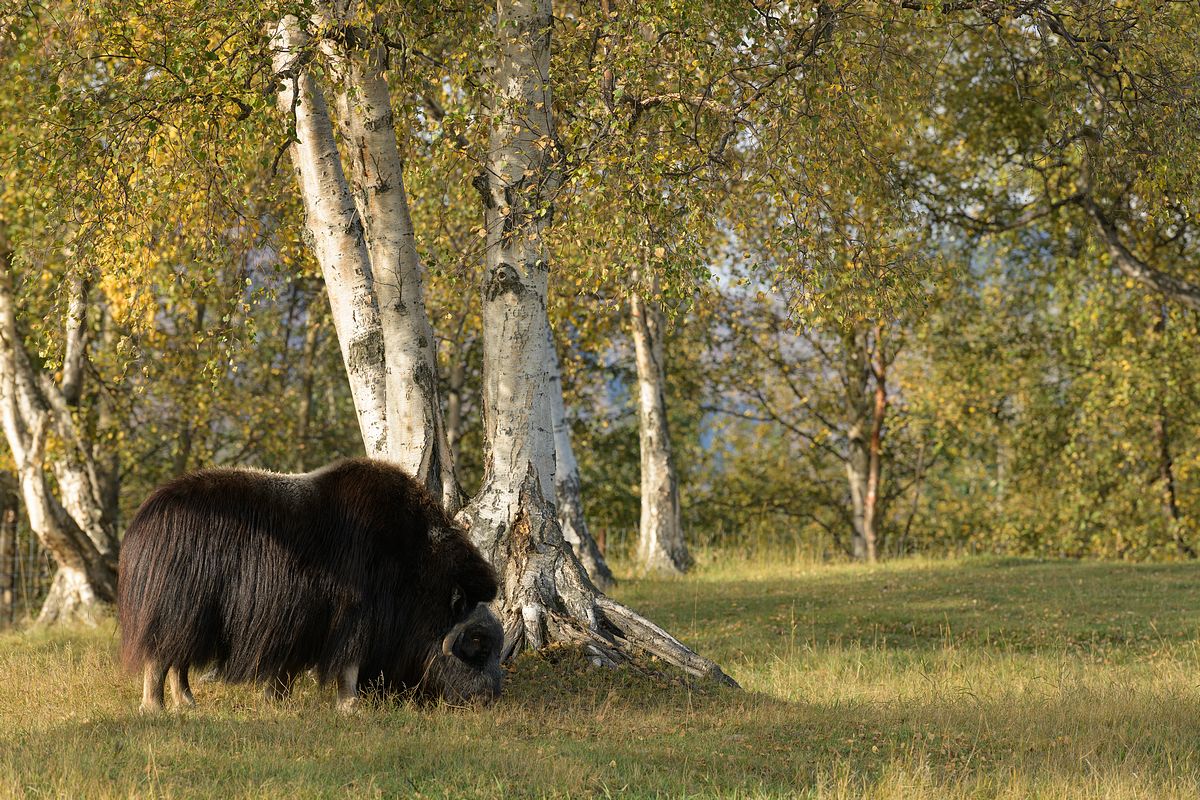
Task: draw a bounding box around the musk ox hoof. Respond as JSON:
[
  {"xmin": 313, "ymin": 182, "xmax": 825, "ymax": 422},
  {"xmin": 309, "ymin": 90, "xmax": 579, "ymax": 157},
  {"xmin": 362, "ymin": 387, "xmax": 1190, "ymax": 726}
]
[{"xmin": 337, "ymin": 696, "xmax": 360, "ymax": 714}]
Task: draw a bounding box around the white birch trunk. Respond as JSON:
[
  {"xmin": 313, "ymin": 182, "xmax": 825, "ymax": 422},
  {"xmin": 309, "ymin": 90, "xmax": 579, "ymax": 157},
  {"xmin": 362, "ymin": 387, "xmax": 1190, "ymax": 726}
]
[
  {"xmin": 547, "ymin": 326, "xmax": 615, "ymax": 590},
  {"xmin": 459, "ymin": 0, "xmax": 732, "ymax": 686},
  {"xmin": 459, "ymin": 0, "xmax": 559, "ymax": 550},
  {"xmin": 322, "ymin": 12, "xmax": 460, "ymax": 508},
  {"xmin": 272, "ymin": 16, "xmax": 390, "ymax": 458},
  {"xmin": 630, "ymin": 289, "xmax": 690, "ymax": 574},
  {"xmin": 842, "ymin": 328, "xmax": 870, "ymax": 560},
  {"xmin": 841, "ymin": 327, "xmax": 882, "ymax": 562}
]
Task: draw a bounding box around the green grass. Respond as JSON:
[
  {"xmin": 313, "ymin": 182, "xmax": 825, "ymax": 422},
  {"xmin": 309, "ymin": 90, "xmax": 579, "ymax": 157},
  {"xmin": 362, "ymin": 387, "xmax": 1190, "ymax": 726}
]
[{"xmin": 4, "ymin": 555, "xmax": 1200, "ymax": 798}]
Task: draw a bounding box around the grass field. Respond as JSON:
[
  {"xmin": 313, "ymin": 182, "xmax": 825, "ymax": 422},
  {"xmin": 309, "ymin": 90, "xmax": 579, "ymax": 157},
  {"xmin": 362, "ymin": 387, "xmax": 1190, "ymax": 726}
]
[{"xmin": 3, "ymin": 554, "xmax": 1200, "ymax": 798}]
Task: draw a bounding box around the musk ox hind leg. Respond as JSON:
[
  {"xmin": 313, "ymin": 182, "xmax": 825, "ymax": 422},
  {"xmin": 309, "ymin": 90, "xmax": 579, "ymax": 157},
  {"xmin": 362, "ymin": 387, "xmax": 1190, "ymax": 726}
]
[
  {"xmin": 336, "ymin": 664, "xmax": 359, "ymax": 713},
  {"xmin": 169, "ymin": 666, "xmax": 195, "ymax": 709},
  {"xmin": 140, "ymin": 661, "xmax": 168, "ymax": 713}
]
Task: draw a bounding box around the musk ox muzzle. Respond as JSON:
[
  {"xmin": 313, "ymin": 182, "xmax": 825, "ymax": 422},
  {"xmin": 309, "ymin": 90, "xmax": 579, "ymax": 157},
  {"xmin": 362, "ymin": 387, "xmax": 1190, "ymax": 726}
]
[
  {"xmin": 427, "ymin": 603, "xmax": 504, "ymax": 704},
  {"xmin": 117, "ymin": 458, "xmax": 502, "ymax": 712}
]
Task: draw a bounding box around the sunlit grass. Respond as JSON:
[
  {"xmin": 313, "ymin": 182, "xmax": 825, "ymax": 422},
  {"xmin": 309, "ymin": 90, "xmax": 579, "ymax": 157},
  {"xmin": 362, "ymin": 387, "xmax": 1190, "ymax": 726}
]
[{"xmin": 3, "ymin": 555, "xmax": 1200, "ymax": 798}]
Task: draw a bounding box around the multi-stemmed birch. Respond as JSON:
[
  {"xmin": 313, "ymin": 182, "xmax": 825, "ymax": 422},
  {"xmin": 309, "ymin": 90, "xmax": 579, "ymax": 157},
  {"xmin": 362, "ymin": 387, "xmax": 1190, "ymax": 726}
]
[
  {"xmin": 0, "ymin": 234, "xmax": 119, "ymax": 623},
  {"xmin": 271, "ymin": 10, "xmax": 458, "ymax": 508}
]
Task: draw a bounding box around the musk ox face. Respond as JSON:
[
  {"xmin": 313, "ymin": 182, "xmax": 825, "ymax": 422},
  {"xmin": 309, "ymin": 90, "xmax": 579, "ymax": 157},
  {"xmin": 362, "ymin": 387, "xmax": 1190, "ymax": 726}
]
[{"xmin": 423, "ymin": 603, "xmax": 504, "ymax": 704}]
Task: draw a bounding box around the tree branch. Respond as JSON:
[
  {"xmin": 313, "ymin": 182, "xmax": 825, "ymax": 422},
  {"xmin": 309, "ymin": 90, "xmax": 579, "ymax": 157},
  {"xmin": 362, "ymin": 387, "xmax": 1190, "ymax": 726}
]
[{"xmin": 1081, "ymin": 197, "xmax": 1200, "ymax": 312}]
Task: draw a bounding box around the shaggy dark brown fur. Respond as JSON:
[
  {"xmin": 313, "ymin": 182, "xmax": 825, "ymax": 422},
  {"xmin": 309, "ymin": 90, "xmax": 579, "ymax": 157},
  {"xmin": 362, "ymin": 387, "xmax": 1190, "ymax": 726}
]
[{"xmin": 117, "ymin": 458, "xmax": 502, "ymax": 704}]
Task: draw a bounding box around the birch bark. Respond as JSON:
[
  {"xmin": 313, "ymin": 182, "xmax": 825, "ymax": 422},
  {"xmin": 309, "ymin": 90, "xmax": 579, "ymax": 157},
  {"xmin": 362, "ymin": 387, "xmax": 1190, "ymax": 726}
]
[
  {"xmin": 272, "ymin": 15, "xmax": 390, "ymax": 458},
  {"xmin": 274, "ymin": 11, "xmax": 461, "ymax": 508},
  {"xmin": 547, "ymin": 327, "xmax": 615, "ymax": 590},
  {"xmin": 323, "ymin": 12, "xmax": 460, "ymax": 508},
  {"xmin": 630, "ymin": 287, "xmax": 690, "ymax": 574},
  {"xmin": 459, "ymin": 0, "xmax": 560, "ymax": 552},
  {"xmin": 0, "ymin": 476, "xmax": 14, "ymax": 621},
  {"xmin": 0, "ymin": 242, "xmax": 117, "ymax": 623},
  {"xmin": 458, "ymin": 0, "xmax": 732, "ymax": 685}
]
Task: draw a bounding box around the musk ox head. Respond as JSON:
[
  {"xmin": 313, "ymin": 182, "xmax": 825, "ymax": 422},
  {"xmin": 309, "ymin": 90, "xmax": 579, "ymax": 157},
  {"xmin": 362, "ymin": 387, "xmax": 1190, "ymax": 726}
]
[{"xmin": 424, "ymin": 602, "xmax": 504, "ymax": 704}]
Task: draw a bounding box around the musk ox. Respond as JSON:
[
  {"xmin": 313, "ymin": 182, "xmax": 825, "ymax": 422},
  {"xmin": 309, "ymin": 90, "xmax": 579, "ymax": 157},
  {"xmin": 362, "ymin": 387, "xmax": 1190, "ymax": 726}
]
[{"xmin": 117, "ymin": 457, "xmax": 503, "ymax": 712}]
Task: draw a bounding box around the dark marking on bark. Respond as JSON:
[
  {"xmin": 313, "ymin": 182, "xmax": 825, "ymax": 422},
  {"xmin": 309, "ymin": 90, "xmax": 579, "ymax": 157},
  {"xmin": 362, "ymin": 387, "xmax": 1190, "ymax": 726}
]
[
  {"xmin": 413, "ymin": 360, "xmax": 434, "ymax": 393},
  {"xmin": 364, "ymin": 110, "xmax": 394, "ymax": 132},
  {"xmin": 347, "ymin": 329, "xmax": 384, "ymax": 374},
  {"xmin": 501, "ymin": 186, "xmax": 520, "ymax": 234},
  {"xmin": 344, "ymin": 215, "xmax": 365, "ymax": 245},
  {"xmin": 484, "ymin": 263, "xmax": 524, "ymax": 301},
  {"xmin": 473, "ymin": 173, "xmax": 494, "ymax": 206}
]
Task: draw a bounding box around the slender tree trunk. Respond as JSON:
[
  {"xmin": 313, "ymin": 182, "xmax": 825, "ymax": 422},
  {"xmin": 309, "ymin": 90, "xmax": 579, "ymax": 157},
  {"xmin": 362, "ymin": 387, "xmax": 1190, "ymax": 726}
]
[
  {"xmin": 272, "ymin": 15, "xmax": 390, "ymax": 458},
  {"xmin": 323, "ymin": 10, "xmax": 460, "ymax": 508},
  {"xmin": 94, "ymin": 306, "xmax": 121, "ymax": 532},
  {"xmin": 845, "ymin": 452, "xmax": 869, "ymax": 560},
  {"xmin": 860, "ymin": 324, "xmax": 887, "ymax": 563},
  {"xmin": 630, "ymin": 286, "xmax": 690, "ymax": 574},
  {"xmin": 0, "ymin": 472, "xmax": 15, "ymax": 623},
  {"xmin": 459, "ymin": 0, "xmax": 733, "ymax": 686},
  {"xmin": 547, "ymin": 326, "xmax": 615, "ymax": 590},
  {"xmin": 172, "ymin": 303, "xmax": 206, "ymax": 475},
  {"xmin": 842, "ymin": 328, "xmax": 872, "ymax": 561},
  {"xmin": 60, "ymin": 273, "xmax": 87, "ymax": 407}
]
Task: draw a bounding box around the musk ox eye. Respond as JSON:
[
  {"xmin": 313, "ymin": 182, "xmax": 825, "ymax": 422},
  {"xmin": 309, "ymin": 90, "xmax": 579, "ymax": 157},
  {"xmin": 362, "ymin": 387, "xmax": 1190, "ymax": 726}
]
[{"xmin": 450, "ymin": 625, "xmax": 495, "ymax": 668}]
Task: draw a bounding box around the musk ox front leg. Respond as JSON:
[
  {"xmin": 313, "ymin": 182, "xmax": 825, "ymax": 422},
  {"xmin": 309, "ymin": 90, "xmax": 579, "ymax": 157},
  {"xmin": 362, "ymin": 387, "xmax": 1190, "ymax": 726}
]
[
  {"xmin": 336, "ymin": 664, "xmax": 359, "ymax": 713},
  {"xmin": 169, "ymin": 666, "xmax": 195, "ymax": 708},
  {"xmin": 140, "ymin": 661, "xmax": 168, "ymax": 713}
]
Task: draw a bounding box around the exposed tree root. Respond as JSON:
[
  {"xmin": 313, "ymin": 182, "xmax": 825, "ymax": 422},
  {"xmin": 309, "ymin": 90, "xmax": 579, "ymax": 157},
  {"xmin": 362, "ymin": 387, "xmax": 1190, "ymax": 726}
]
[
  {"xmin": 35, "ymin": 566, "xmax": 108, "ymax": 627},
  {"xmin": 463, "ymin": 477, "xmax": 738, "ymax": 688}
]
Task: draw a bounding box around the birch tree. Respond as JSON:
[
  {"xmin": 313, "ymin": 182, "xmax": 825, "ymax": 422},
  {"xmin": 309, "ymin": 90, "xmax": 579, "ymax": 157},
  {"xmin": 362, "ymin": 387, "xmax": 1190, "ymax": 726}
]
[
  {"xmin": 546, "ymin": 328, "xmax": 616, "ymax": 589},
  {"xmin": 708, "ymin": 283, "xmax": 906, "ymax": 562},
  {"xmin": 630, "ymin": 283, "xmax": 690, "ymax": 573},
  {"xmin": 458, "ymin": 0, "xmax": 733, "ymax": 682},
  {"xmin": 841, "ymin": 325, "xmax": 890, "ymax": 563}
]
